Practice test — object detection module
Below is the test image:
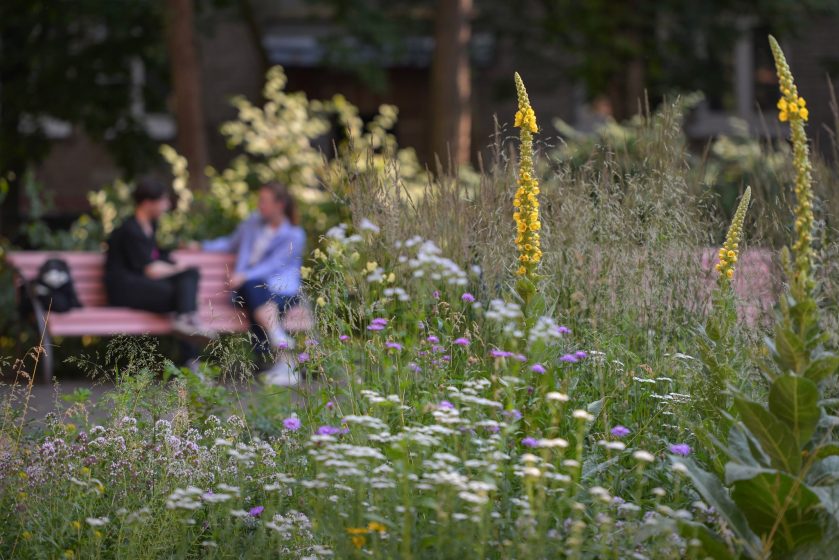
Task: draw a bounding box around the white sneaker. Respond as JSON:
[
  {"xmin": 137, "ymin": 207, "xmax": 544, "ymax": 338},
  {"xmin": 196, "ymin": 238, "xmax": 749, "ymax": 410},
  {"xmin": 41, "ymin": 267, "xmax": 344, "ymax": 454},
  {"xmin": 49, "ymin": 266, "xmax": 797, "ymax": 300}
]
[
  {"xmin": 262, "ymin": 358, "xmax": 299, "ymax": 387},
  {"xmin": 172, "ymin": 314, "xmax": 217, "ymax": 345}
]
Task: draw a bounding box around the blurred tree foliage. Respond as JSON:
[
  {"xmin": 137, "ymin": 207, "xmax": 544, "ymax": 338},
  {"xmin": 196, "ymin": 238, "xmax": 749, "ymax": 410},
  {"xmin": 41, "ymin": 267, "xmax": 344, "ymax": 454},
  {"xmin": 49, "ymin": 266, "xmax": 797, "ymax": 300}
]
[
  {"xmin": 319, "ymin": 0, "xmax": 836, "ymax": 119},
  {"xmin": 0, "ymin": 0, "xmax": 169, "ymax": 234}
]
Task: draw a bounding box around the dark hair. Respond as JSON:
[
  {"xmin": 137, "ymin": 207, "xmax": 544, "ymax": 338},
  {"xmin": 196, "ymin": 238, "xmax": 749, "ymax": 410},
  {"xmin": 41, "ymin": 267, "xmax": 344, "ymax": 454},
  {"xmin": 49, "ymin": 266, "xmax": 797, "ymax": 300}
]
[
  {"xmin": 261, "ymin": 182, "xmax": 300, "ymax": 225},
  {"xmin": 133, "ymin": 178, "xmax": 169, "ymax": 205}
]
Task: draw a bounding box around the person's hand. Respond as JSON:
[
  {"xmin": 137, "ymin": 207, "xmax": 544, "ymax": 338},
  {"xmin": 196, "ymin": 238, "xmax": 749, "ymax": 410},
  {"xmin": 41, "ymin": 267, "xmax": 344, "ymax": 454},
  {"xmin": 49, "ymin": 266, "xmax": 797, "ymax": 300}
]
[{"xmin": 228, "ymin": 273, "xmax": 246, "ymax": 289}]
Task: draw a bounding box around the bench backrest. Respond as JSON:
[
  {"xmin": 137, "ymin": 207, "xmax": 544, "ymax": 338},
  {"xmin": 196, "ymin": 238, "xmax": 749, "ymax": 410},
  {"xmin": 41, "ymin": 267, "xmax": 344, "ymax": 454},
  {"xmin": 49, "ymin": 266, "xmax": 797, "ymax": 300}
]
[{"xmin": 7, "ymin": 251, "xmax": 238, "ymax": 309}]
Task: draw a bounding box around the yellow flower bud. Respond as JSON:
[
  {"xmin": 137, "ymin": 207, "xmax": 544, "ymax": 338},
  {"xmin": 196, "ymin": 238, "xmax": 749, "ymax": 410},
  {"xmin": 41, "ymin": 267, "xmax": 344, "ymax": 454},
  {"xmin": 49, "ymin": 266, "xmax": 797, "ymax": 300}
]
[
  {"xmin": 366, "ymin": 261, "xmax": 378, "ymax": 273},
  {"xmin": 316, "ymin": 296, "xmax": 327, "ymax": 307}
]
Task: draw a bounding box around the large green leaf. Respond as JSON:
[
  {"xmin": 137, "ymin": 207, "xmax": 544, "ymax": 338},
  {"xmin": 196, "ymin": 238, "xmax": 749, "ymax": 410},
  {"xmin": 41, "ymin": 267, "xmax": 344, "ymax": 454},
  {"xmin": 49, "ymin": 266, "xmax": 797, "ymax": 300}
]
[
  {"xmin": 734, "ymin": 397, "xmax": 801, "ymax": 472},
  {"xmin": 675, "ymin": 458, "xmax": 761, "ymax": 556},
  {"xmin": 768, "ymin": 375, "xmax": 820, "ymax": 446},
  {"xmin": 729, "ymin": 468, "xmax": 825, "ymax": 554},
  {"xmin": 772, "ymin": 325, "xmax": 807, "ymax": 374},
  {"xmin": 803, "ymin": 353, "xmax": 839, "ymax": 384}
]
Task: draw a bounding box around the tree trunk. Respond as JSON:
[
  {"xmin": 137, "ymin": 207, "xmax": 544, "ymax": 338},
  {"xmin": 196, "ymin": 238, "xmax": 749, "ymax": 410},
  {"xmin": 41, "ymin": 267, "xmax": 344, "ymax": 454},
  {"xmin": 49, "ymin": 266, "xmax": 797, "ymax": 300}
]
[
  {"xmin": 165, "ymin": 0, "xmax": 209, "ymax": 190},
  {"xmin": 429, "ymin": 0, "xmax": 472, "ymax": 168}
]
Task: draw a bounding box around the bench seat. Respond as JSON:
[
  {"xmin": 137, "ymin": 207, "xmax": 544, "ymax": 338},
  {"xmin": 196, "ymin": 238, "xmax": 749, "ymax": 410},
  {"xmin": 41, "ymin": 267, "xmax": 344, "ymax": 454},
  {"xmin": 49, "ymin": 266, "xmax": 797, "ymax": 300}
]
[
  {"xmin": 6, "ymin": 250, "xmax": 310, "ymax": 382},
  {"xmin": 40, "ymin": 307, "xmax": 249, "ymax": 337}
]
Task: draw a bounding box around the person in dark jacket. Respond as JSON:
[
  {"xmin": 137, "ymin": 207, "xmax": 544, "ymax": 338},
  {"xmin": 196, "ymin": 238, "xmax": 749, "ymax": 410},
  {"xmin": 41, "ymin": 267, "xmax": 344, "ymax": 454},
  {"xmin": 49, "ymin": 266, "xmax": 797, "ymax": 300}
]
[{"xmin": 105, "ymin": 178, "xmax": 214, "ymax": 349}]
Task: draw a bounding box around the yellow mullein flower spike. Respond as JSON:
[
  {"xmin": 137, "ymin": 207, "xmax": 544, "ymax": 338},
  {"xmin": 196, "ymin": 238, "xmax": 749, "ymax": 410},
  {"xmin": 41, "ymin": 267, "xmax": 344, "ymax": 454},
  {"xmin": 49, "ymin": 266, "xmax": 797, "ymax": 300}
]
[
  {"xmin": 512, "ymin": 72, "xmax": 542, "ymax": 281},
  {"xmin": 717, "ymin": 187, "xmax": 751, "ymax": 285},
  {"xmin": 769, "ymin": 35, "xmax": 815, "ymax": 293}
]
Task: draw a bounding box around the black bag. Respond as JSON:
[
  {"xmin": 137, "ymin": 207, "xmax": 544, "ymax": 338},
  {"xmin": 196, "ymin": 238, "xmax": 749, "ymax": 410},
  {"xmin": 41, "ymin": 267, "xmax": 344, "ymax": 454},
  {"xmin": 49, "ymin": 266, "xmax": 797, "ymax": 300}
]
[{"xmin": 32, "ymin": 258, "xmax": 82, "ymax": 313}]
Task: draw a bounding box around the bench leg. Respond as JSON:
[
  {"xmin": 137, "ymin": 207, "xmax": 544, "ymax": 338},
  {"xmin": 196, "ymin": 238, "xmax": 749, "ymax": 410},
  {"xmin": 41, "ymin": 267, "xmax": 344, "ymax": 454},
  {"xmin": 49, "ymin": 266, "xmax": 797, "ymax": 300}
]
[
  {"xmin": 32, "ymin": 306, "xmax": 54, "ymax": 385},
  {"xmin": 36, "ymin": 330, "xmax": 54, "ymax": 385}
]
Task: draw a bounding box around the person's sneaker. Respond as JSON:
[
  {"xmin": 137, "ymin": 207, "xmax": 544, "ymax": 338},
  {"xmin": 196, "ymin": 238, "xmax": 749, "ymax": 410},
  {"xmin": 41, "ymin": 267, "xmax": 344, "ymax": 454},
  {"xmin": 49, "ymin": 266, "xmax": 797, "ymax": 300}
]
[
  {"xmin": 171, "ymin": 315, "xmax": 216, "ymax": 345},
  {"xmin": 262, "ymin": 357, "xmax": 299, "ymax": 387}
]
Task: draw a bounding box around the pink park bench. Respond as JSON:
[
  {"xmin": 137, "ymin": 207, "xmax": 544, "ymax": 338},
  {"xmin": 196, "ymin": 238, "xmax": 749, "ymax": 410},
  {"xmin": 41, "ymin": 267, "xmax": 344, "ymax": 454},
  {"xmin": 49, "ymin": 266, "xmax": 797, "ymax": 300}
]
[{"xmin": 6, "ymin": 251, "xmax": 313, "ymax": 383}]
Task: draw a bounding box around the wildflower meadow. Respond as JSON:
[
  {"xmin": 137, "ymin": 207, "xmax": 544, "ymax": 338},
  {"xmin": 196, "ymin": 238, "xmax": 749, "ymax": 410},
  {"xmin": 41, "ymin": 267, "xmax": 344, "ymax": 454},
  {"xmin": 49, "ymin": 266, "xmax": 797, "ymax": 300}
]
[{"xmin": 3, "ymin": 36, "xmax": 839, "ymax": 560}]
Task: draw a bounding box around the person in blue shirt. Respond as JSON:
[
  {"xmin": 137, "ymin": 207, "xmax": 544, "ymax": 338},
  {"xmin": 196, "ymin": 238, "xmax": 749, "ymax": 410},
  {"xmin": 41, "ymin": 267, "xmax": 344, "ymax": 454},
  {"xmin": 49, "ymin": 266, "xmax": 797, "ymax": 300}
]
[{"xmin": 200, "ymin": 182, "xmax": 306, "ymax": 385}]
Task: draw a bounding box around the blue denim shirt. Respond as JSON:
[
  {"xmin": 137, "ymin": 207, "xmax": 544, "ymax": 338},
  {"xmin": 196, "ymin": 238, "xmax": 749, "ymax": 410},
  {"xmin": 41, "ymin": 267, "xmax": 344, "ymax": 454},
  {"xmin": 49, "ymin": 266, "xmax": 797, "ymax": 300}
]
[{"xmin": 203, "ymin": 213, "xmax": 306, "ymax": 296}]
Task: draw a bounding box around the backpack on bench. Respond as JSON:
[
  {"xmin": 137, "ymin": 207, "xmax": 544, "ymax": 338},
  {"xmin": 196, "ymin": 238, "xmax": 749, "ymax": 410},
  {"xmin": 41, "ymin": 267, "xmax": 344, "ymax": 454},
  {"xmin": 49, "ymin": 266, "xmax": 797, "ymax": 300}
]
[{"xmin": 32, "ymin": 258, "xmax": 82, "ymax": 313}]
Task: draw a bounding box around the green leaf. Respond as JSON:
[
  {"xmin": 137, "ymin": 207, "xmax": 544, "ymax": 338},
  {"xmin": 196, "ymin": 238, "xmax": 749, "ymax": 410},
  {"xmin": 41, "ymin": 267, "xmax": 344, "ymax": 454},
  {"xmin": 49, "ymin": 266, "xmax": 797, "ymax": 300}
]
[
  {"xmin": 772, "ymin": 325, "xmax": 807, "ymax": 374},
  {"xmin": 803, "ymin": 354, "xmax": 839, "ymax": 384},
  {"xmin": 734, "ymin": 397, "xmax": 801, "ymax": 472},
  {"xmin": 676, "ymin": 519, "xmax": 736, "ymax": 560},
  {"xmin": 674, "ymin": 458, "xmax": 761, "ymax": 556},
  {"xmin": 729, "ymin": 469, "xmax": 824, "ymax": 554},
  {"xmin": 813, "ymin": 444, "xmax": 839, "ymax": 459},
  {"xmin": 768, "ymin": 375, "xmax": 820, "ymax": 446}
]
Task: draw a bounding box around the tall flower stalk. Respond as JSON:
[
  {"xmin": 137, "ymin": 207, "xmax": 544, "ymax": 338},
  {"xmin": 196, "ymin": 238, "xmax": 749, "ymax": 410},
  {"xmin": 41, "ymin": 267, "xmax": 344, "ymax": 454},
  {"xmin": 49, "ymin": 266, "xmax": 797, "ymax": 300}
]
[
  {"xmin": 513, "ymin": 73, "xmax": 542, "ymax": 303},
  {"xmin": 715, "ymin": 186, "xmax": 751, "ymax": 286},
  {"xmin": 769, "ymin": 35, "xmax": 814, "ymax": 295}
]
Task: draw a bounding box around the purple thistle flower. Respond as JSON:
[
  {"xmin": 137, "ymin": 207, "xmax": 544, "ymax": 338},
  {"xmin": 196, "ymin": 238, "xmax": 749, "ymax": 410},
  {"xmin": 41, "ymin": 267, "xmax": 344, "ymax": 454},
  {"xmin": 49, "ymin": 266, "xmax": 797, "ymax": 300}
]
[
  {"xmin": 441, "ymin": 354, "xmax": 451, "ymax": 362},
  {"xmin": 248, "ymin": 506, "xmax": 264, "ymax": 517},
  {"xmin": 276, "ymin": 340, "xmax": 291, "ymax": 350},
  {"xmin": 367, "ymin": 324, "xmax": 385, "ymax": 331},
  {"xmin": 433, "ymin": 290, "xmax": 441, "ymax": 299},
  {"xmin": 453, "ymin": 337, "xmax": 470, "ymax": 346},
  {"xmin": 610, "ymin": 425, "xmax": 631, "ymax": 438},
  {"xmin": 461, "ymin": 292, "xmax": 476, "ymax": 303},
  {"xmin": 490, "ymin": 349, "xmax": 513, "ymax": 358},
  {"xmin": 427, "ymin": 335, "xmax": 440, "ymax": 343},
  {"xmin": 556, "ymin": 326, "xmax": 571, "ymax": 335},
  {"xmin": 669, "ymin": 443, "xmax": 691, "ymax": 456},
  {"xmin": 283, "ymin": 416, "xmax": 302, "ymax": 431},
  {"xmin": 408, "ymin": 362, "xmax": 422, "ymax": 373},
  {"xmin": 297, "ymin": 352, "xmax": 310, "ymax": 363},
  {"xmin": 438, "ymin": 400, "xmax": 455, "ymax": 410},
  {"xmin": 386, "ymin": 341, "xmax": 403, "ymax": 351},
  {"xmin": 316, "ymin": 425, "xmax": 342, "ymax": 436},
  {"xmin": 431, "ymin": 344, "xmax": 445, "ymax": 354},
  {"xmin": 371, "ymin": 317, "xmax": 388, "ymax": 325},
  {"xmin": 531, "ymin": 364, "xmax": 547, "ymax": 374},
  {"xmin": 560, "ymin": 354, "xmax": 578, "ymax": 363},
  {"xmin": 521, "ymin": 437, "xmax": 539, "ymax": 448},
  {"xmin": 503, "ymin": 409, "xmax": 523, "ymax": 421},
  {"xmin": 514, "ymin": 354, "xmax": 527, "ymax": 362},
  {"xmin": 305, "ymin": 338, "xmax": 319, "ymax": 347},
  {"xmin": 574, "ymin": 350, "xmax": 588, "ymax": 360},
  {"xmin": 338, "ymin": 335, "xmax": 350, "ymax": 342},
  {"xmin": 325, "ymin": 401, "xmax": 335, "ymax": 410}
]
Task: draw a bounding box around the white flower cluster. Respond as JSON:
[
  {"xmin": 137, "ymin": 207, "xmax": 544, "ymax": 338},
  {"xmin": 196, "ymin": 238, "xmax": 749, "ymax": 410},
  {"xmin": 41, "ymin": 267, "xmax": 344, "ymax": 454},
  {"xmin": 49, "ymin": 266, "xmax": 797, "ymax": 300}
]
[
  {"xmin": 383, "ymin": 286, "xmax": 410, "ymax": 302},
  {"xmin": 324, "ymin": 223, "xmax": 363, "ymax": 248},
  {"xmin": 485, "ymin": 299, "xmax": 524, "ymax": 337},
  {"xmin": 396, "ymin": 237, "xmax": 468, "ymax": 286},
  {"xmin": 265, "ymin": 510, "xmax": 314, "ymax": 540},
  {"xmin": 528, "ymin": 315, "xmax": 569, "ymax": 346}
]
